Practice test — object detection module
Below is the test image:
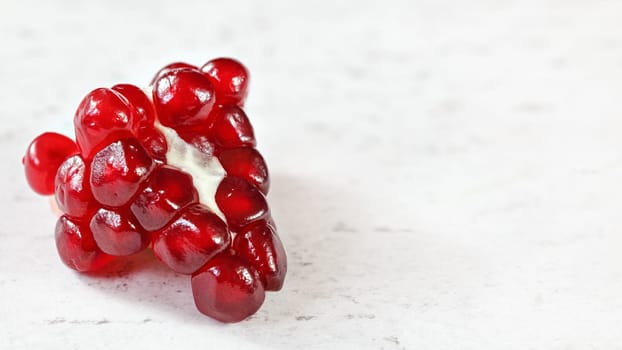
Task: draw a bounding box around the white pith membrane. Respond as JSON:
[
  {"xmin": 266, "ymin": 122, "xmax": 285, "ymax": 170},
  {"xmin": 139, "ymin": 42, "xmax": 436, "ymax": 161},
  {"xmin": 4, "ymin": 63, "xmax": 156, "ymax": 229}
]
[
  {"xmin": 154, "ymin": 121, "xmax": 227, "ymax": 221},
  {"xmin": 144, "ymin": 86, "xmax": 227, "ymax": 222}
]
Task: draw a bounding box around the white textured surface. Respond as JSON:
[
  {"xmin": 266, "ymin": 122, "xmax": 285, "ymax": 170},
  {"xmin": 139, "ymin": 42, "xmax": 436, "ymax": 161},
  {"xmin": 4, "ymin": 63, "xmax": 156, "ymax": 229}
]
[
  {"xmin": 155, "ymin": 122, "xmax": 226, "ymax": 221},
  {"xmin": 2, "ymin": 0, "xmax": 622, "ymax": 349}
]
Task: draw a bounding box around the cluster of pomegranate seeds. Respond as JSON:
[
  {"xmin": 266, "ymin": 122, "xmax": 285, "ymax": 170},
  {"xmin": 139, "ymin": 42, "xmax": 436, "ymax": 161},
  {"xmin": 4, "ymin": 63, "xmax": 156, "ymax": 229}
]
[{"xmin": 22, "ymin": 58, "xmax": 287, "ymax": 323}]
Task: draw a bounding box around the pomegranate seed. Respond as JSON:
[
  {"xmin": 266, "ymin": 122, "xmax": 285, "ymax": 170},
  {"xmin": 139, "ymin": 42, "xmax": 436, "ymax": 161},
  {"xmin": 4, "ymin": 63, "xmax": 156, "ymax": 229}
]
[
  {"xmin": 23, "ymin": 132, "xmax": 78, "ymax": 195},
  {"xmin": 153, "ymin": 204, "xmax": 230, "ymax": 274},
  {"xmin": 90, "ymin": 138, "xmax": 154, "ymax": 207},
  {"xmin": 137, "ymin": 127, "xmax": 168, "ymax": 162},
  {"xmin": 192, "ymin": 137, "xmax": 216, "ymax": 156},
  {"xmin": 176, "ymin": 128, "xmax": 217, "ymax": 156},
  {"xmin": 215, "ymin": 176, "xmax": 269, "ymax": 229},
  {"xmin": 54, "ymin": 155, "xmax": 94, "ymax": 219},
  {"xmin": 152, "ymin": 69, "xmax": 215, "ymax": 130},
  {"xmin": 112, "ymin": 84, "xmax": 156, "ymax": 128},
  {"xmin": 130, "ymin": 165, "xmax": 198, "ymax": 231},
  {"xmin": 218, "ymin": 148, "xmax": 269, "ymax": 194},
  {"xmin": 150, "ymin": 62, "xmax": 198, "ymax": 86},
  {"xmin": 90, "ymin": 208, "xmax": 148, "ymax": 256},
  {"xmin": 191, "ymin": 253, "xmax": 265, "ymax": 323},
  {"xmin": 201, "ymin": 58, "xmax": 249, "ymax": 106},
  {"xmin": 209, "ymin": 105, "xmax": 256, "ymax": 148},
  {"xmin": 111, "ymin": 84, "xmax": 168, "ymax": 161},
  {"xmin": 233, "ymin": 222, "xmax": 286, "ymax": 291},
  {"xmin": 73, "ymin": 88, "xmax": 138, "ymax": 158},
  {"xmin": 55, "ymin": 215, "xmax": 114, "ymax": 272}
]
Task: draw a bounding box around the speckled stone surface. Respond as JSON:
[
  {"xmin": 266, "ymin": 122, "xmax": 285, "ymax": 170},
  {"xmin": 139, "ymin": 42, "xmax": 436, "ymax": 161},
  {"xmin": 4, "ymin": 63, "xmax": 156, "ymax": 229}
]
[{"xmin": 2, "ymin": 0, "xmax": 622, "ymax": 349}]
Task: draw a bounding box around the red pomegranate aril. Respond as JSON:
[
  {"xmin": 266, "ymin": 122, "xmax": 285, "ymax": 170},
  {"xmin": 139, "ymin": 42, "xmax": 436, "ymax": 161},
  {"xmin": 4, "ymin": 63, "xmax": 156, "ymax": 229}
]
[
  {"xmin": 153, "ymin": 69, "xmax": 215, "ymax": 130},
  {"xmin": 112, "ymin": 84, "xmax": 156, "ymax": 128},
  {"xmin": 219, "ymin": 148, "xmax": 269, "ymax": 194},
  {"xmin": 163, "ymin": 123, "xmax": 217, "ymax": 156},
  {"xmin": 150, "ymin": 62, "xmax": 198, "ymax": 86},
  {"xmin": 153, "ymin": 204, "xmax": 230, "ymax": 274},
  {"xmin": 23, "ymin": 132, "xmax": 78, "ymax": 195},
  {"xmin": 90, "ymin": 208, "xmax": 148, "ymax": 256},
  {"xmin": 54, "ymin": 154, "xmax": 94, "ymax": 218},
  {"xmin": 74, "ymin": 88, "xmax": 138, "ymax": 158},
  {"xmin": 233, "ymin": 222, "xmax": 286, "ymax": 291},
  {"xmin": 191, "ymin": 253, "xmax": 265, "ymax": 323},
  {"xmin": 55, "ymin": 215, "xmax": 114, "ymax": 272},
  {"xmin": 137, "ymin": 127, "xmax": 168, "ymax": 162},
  {"xmin": 130, "ymin": 165, "xmax": 198, "ymax": 231},
  {"xmin": 265, "ymin": 216, "xmax": 277, "ymax": 231},
  {"xmin": 209, "ymin": 105, "xmax": 256, "ymax": 148},
  {"xmin": 215, "ymin": 176, "xmax": 269, "ymax": 229},
  {"xmin": 188, "ymin": 132, "xmax": 217, "ymax": 156},
  {"xmin": 90, "ymin": 138, "xmax": 154, "ymax": 207},
  {"xmin": 201, "ymin": 58, "xmax": 249, "ymax": 106}
]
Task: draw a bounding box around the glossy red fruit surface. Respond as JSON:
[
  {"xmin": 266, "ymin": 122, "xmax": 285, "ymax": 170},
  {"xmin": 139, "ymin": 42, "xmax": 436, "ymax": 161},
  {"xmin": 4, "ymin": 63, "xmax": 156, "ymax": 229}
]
[
  {"xmin": 74, "ymin": 88, "xmax": 138, "ymax": 158},
  {"xmin": 54, "ymin": 155, "xmax": 94, "ymax": 218},
  {"xmin": 191, "ymin": 253, "xmax": 265, "ymax": 323},
  {"xmin": 201, "ymin": 58, "xmax": 249, "ymax": 106},
  {"xmin": 137, "ymin": 127, "xmax": 168, "ymax": 162},
  {"xmin": 90, "ymin": 138, "xmax": 154, "ymax": 207},
  {"xmin": 90, "ymin": 208, "xmax": 148, "ymax": 256},
  {"xmin": 23, "ymin": 132, "xmax": 78, "ymax": 195},
  {"xmin": 180, "ymin": 129, "xmax": 216, "ymax": 156},
  {"xmin": 153, "ymin": 69, "xmax": 215, "ymax": 130},
  {"xmin": 150, "ymin": 62, "xmax": 198, "ymax": 86},
  {"xmin": 153, "ymin": 204, "xmax": 230, "ymax": 274},
  {"xmin": 233, "ymin": 222, "xmax": 286, "ymax": 291},
  {"xmin": 112, "ymin": 84, "xmax": 155, "ymax": 128},
  {"xmin": 209, "ymin": 105, "xmax": 256, "ymax": 148},
  {"xmin": 130, "ymin": 165, "xmax": 198, "ymax": 231},
  {"xmin": 55, "ymin": 215, "xmax": 114, "ymax": 272},
  {"xmin": 112, "ymin": 84, "xmax": 168, "ymax": 161},
  {"xmin": 215, "ymin": 176, "xmax": 269, "ymax": 229},
  {"xmin": 218, "ymin": 148, "xmax": 269, "ymax": 194}
]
